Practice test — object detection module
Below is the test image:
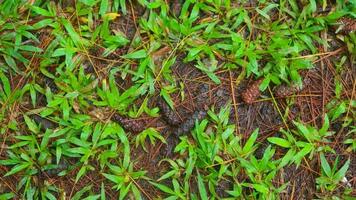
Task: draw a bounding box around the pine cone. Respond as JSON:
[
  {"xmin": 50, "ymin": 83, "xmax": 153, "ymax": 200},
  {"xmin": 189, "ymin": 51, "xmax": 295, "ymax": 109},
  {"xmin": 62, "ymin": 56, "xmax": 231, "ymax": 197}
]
[
  {"xmin": 337, "ymin": 17, "xmax": 356, "ymax": 34},
  {"xmin": 112, "ymin": 113, "xmax": 145, "ymax": 133},
  {"xmin": 242, "ymin": 79, "xmax": 263, "ymax": 104},
  {"xmin": 274, "ymin": 77, "xmax": 311, "ymax": 98},
  {"xmin": 157, "ymin": 98, "xmax": 182, "ymax": 126},
  {"xmin": 274, "ymin": 85, "xmax": 299, "ymax": 98}
]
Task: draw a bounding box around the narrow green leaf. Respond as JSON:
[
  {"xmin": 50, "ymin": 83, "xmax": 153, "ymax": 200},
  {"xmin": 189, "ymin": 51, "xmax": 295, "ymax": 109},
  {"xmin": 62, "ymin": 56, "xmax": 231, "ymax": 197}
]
[
  {"xmin": 31, "ymin": 6, "xmax": 52, "ymax": 17},
  {"xmin": 267, "ymin": 137, "xmax": 291, "ymax": 148},
  {"xmin": 61, "ymin": 18, "xmax": 88, "ymax": 47},
  {"xmin": 5, "ymin": 163, "xmax": 30, "ymax": 176},
  {"xmin": 160, "ymin": 89, "xmax": 174, "ymax": 110},
  {"xmin": 334, "ymin": 159, "xmax": 350, "ymax": 181},
  {"xmin": 122, "ymin": 49, "xmax": 147, "ymax": 59},
  {"xmin": 101, "ymin": 182, "xmax": 106, "ymax": 200},
  {"xmin": 150, "ymin": 181, "xmax": 175, "ymax": 195},
  {"xmin": 18, "ymin": 45, "xmax": 43, "ymax": 52},
  {"xmin": 331, "ymin": 102, "xmax": 346, "ymax": 121},
  {"xmin": 243, "ymin": 128, "xmax": 259, "ymax": 154},
  {"xmin": 24, "ymin": 115, "xmax": 39, "ymax": 134},
  {"xmin": 197, "ymin": 171, "xmax": 208, "ymax": 200},
  {"xmin": 319, "ymin": 115, "xmax": 329, "ymax": 135},
  {"xmin": 278, "ymin": 149, "xmax": 296, "ymax": 168},
  {"xmin": 0, "ymin": 72, "xmax": 11, "ymax": 97},
  {"xmin": 75, "ymin": 165, "xmax": 87, "ymax": 183},
  {"xmin": 252, "ymin": 183, "xmax": 269, "ymax": 194},
  {"xmin": 116, "ymin": 125, "xmax": 130, "ymax": 169},
  {"xmin": 320, "ymin": 153, "xmax": 331, "ymax": 177},
  {"xmin": 99, "ymin": 0, "xmax": 109, "ymax": 16}
]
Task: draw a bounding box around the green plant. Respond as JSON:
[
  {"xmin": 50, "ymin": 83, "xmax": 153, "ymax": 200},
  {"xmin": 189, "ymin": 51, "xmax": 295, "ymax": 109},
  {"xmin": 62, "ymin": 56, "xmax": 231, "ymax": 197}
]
[
  {"xmin": 316, "ymin": 153, "xmax": 350, "ymax": 196},
  {"xmin": 0, "ymin": 115, "xmax": 59, "ymax": 199},
  {"xmin": 238, "ymin": 146, "xmax": 287, "ymax": 199},
  {"xmin": 135, "ymin": 127, "xmax": 166, "ymax": 152},
  {"xmin": 268, "ymin": 115, "xmax": 335, "ymax": 166},
  {"xmin": 102, "ymin": 163, "xmax": 147, "ymax": 200}
]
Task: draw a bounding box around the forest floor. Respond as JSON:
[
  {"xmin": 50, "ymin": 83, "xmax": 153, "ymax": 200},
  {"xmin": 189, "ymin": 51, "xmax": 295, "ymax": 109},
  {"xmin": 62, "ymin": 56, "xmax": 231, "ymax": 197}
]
[{"xmin": 0, "ymin": 0, "xmax": 355, "ymax": 199}]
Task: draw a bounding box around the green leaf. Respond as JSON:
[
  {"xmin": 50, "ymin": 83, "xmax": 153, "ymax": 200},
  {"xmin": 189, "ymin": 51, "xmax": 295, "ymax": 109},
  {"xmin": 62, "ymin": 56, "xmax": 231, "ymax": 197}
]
[
  {"xmin": 160, "ymin": 88, "xmax": 174, "ymax": 110},
  {"xmin": 267, "ymin": 137, "xmax": 291, "ymax": 148},
  {"xmin": 256, "ymin": 8, "xmax": 270, "ymax": 20},
  {"xmin": 101, "ymin": 182, "xmax": 106, "ymax": 200},
  {"xmin": 278, "ymin": 149, "xmax": 296, "ymax": 168},
  {"xmin": 61, "ymin": 18, "xmax": 88, "ymax": 48},
  {"xmin": 18, "ymin": 45, "xmax": 43, "ymax": 52},
  {"xmin": 33, "ymin": 19, "xmax": 53, "ymax": 29},
  {"xmin": 72, "ymin": 185, "xmax": 93, "ymax": 200},
  {"xmin": 331, "ymin": 102, "xmax": 346, "ymax": 121},
  {"xmin": 149, "ymin": 181, "xmax": 175, "ymax": 195},
  {"xmin": 3, "ymin": 55, "xmax": 19, "ymax": 73},
  {"xmin": 294, "ymin": 144, "xmax": 313, "ymax": 166},
  {"xmin": 102, "ymin": 173, "xmax": 122, "ymax": 184},
  {"xmin": 29, "ymin": 85, "xmax": 37, "ymax": 107},
  {"xmin": 31, "ymin": 6, "xmax": 52, "ymax": 17},
  {"xmin": 298, "ymin": 34, "xmax": 316, "ymax": 53},
  {"xmin": 0, "ymin": 72, "xmax": 11, "ymax": 97},
  {"xmin": 186, "ymin": 47, "xmax": 202, "ymax": 61},
  {"xmin": 131, "ymin": 184, "xmax": 141, "ymax": 200},
  {"xmin": 259, "ymin": 76, "xmax": 270, "ymax": 91},
  {"xmin": 242, "ymin": 128, "xmax": 259, "ymax": 154},
  {"xmin": 334, "ymin": 158, "xmax": 350, "ymax": 181},
  {"xmin": 195, "ymin": 61, "xmax": 221, "ymax": 84},
  {"xmin": 309, "ymin": 0, "xmax": 317, "ymax": 12},
  {"xmin": 0, "ymin": 192, "xmax": 15, "ymax": 200},
  {"xmin": 256, "ymin": 3, "xmax": 278, "ymax": 20},
  {"xmin": 205, "ymin": 70, "xmax": 221, "ymax": 84},
  {"xmin": 319, "ymin": 115, "xmax": 329, "ymax": 135},
  {"xmin": 52, "ymin": 48, "xmax": 66, "ymax": 57},
  {"xmin": 320, "ymin": 153, "xmax": 331, "ymax": 177},
  {"xmin": 252, "ymin": 183, "xmax": 269, "ymax": 194},
  {"xmin": 293, "ymin": 121, "xmax": 310, "ymax": 139},
  {"xmin": 222, "ymin": 125, "xmax": 234, "ymax": 140},
  {"xmin": 5, "ymin": 163, "xmax": 30, "ymax": 176},
  {"xmin": 62, "ymin": 99, "xmax": 70, "ymax": 120},
  {"xmin": 92, "ymin": 123, "xmax": 102, "ymax": 145},
  {"xmin": 99, "ymin": 0, "xmax": 109, "ymax": 16},
  {"xmin": 197, "ymin": 171, "xmax": 208, "ymax": 200},
  {"xmin": 24, "ymin": 115, "xmax": 39, "ymax": 134},
  {"xmin": 122, "ymin": 49, "xmax": 147, "ymax": 59},
  {"xmin": 116, "ymin": 125, "xmax": 130, "ymax": 169},
  {"xmin": 79, "ymin": 0, "xmax": 99, "ymax": 6},
  {"xmin": 118, "ymin": 0, "xmax": 127, "ymax": 15},
  {"xmin": 119, "ymin": 183, "xmax": 131, "ymax": 200},
  {"xmin": 75, "ymin": 165, "xmax": 87, "ymax": 183},
  {"xmin": 157, "ymin": 170, "xmax": 177, "ymax": 182}
]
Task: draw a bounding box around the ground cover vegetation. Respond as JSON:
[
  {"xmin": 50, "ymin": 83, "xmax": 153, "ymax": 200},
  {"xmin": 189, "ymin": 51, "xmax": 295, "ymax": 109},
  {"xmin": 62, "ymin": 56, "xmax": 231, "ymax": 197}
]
[{"xmin": 0, "ymin": 0, "xmax": 355, "ymax": 199}]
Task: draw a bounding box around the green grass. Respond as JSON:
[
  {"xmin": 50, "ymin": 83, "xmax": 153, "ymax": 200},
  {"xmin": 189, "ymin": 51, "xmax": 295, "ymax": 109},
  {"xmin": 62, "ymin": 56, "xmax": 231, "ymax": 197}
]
[{"xmin": 0, "ymin": 0, "xmax": 355, "ymax": 199}]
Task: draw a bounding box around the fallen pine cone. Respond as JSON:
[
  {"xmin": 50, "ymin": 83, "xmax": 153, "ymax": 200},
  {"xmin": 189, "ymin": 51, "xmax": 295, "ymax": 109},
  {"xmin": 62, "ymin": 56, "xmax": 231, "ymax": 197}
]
[
  {"xmin": 112, "ymin": 113, "xmax": 146, "ymax": 133},
  {"xmin": 242, "ymin": 78, "xmax": 263, "ymax": 104},
  {"xmin": 157, "ymin": 98, "xmax": 182, "ymax": 126},
  {"xmin": 336, "ymin": 17, "xmax": 356, "ymax": 34},
  {"xmin": 174, "ymin": 110, "xmax": 207, "ymax": 136},
  {"xmin": 274, "ymin": 77, "xmax": 311, "ymax": 98}
]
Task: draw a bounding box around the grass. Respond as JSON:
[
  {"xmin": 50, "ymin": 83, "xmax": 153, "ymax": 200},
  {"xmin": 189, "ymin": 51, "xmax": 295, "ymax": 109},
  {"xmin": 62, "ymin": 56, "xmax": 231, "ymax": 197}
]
[{"xmin": 0, "ymin": 0, "xmax": 355, "ymax": 199}]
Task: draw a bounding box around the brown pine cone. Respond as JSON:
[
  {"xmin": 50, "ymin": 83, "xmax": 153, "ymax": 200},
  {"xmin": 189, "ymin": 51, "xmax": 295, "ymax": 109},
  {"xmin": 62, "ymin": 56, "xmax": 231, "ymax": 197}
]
[
  {"xmin": 336, "ymin": 17, "xmax": 356, "ymax": 34},
  {"xmin": 112, "ymin": 113, "xmax": 146, "ymax": 133},
  {"xmin": 242, "ymin": 78, "xmax": 263, "ymax": 104},
  {"xmin": 157, "ymin": 98, "xmax": 182, "ymax": 126},
  {"xmin": 274, "ymin": 77, "xmax": 311, "ymax": 98}
]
